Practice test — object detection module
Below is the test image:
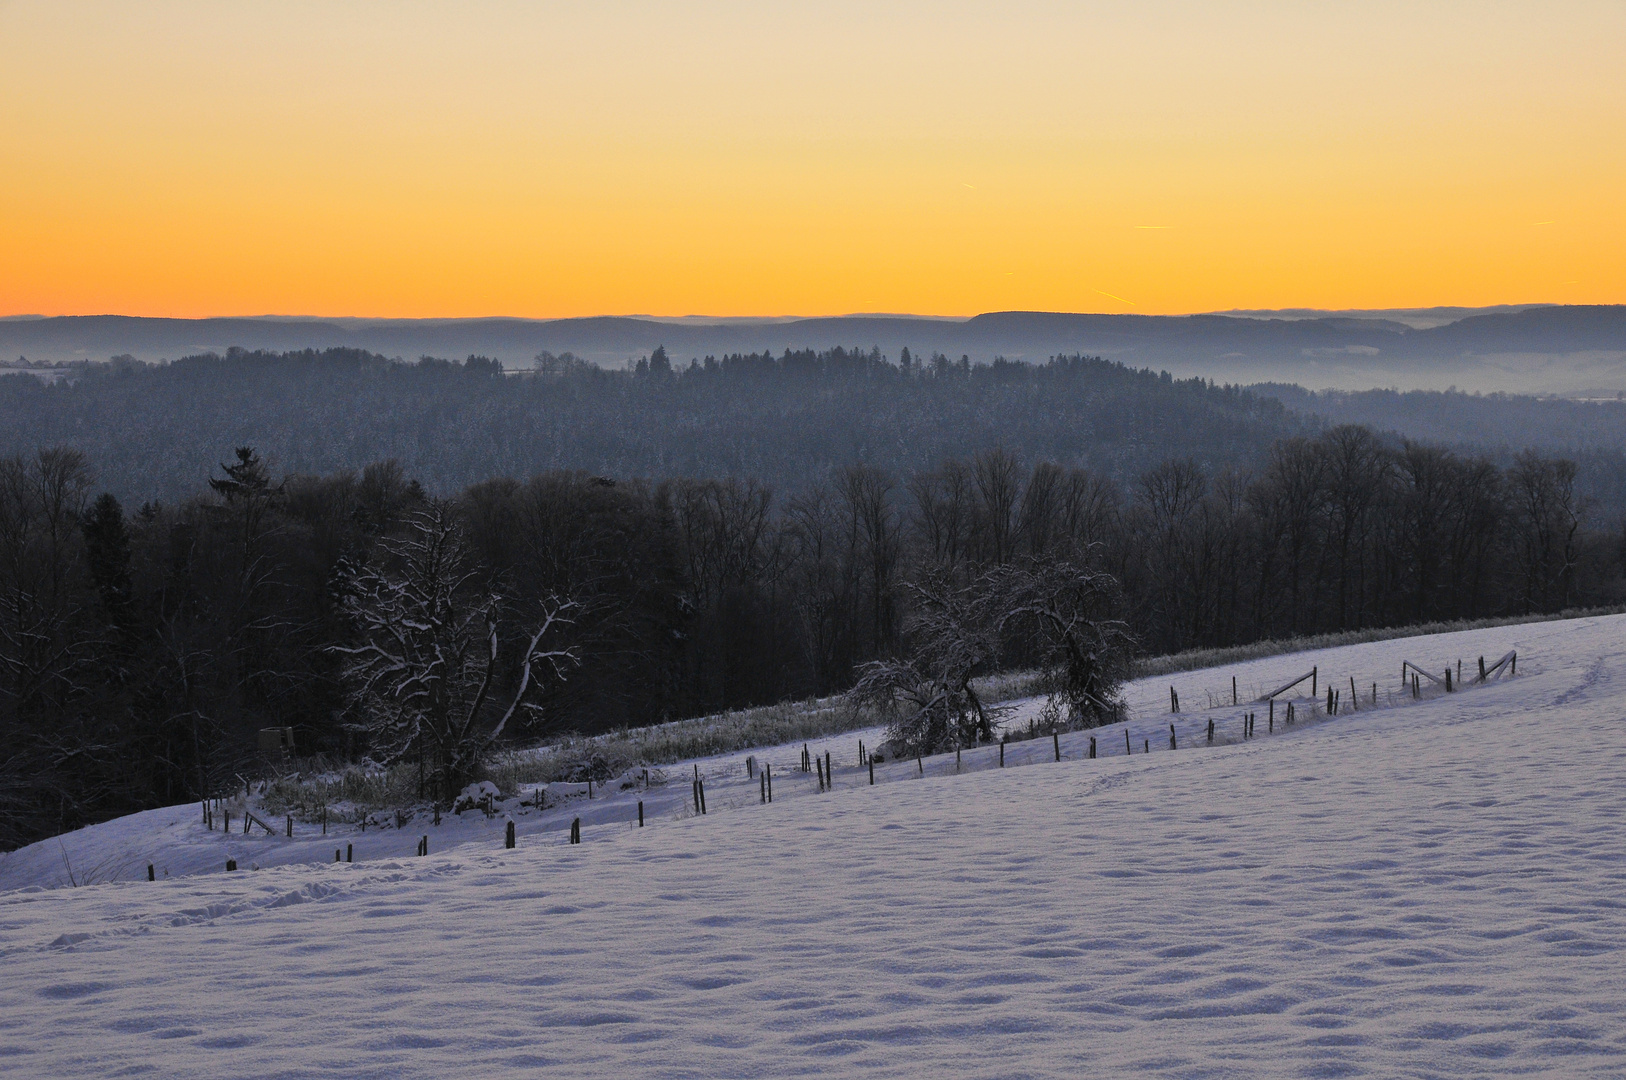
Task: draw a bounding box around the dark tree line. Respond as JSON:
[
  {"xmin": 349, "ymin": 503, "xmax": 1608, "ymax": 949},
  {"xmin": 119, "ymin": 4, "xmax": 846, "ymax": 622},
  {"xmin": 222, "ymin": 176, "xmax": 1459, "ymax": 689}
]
[{"xmin": 2, "ymin": 426, "xmax": 1621, "ymax": 849}]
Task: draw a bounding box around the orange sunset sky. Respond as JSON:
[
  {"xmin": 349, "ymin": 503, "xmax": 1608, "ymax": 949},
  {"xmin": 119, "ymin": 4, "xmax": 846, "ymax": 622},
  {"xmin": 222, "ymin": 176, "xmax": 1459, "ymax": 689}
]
[{"xmin": 2, "ymin": 1, "xmax": 1622, "ymax": 319}]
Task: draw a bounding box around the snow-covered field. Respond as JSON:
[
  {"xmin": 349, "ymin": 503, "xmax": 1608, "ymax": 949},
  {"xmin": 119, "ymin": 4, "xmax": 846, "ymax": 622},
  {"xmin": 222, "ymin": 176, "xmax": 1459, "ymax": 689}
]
[{"xmin": 3, "ymin": 614, "xmax": 1625, "ymax": 1077}]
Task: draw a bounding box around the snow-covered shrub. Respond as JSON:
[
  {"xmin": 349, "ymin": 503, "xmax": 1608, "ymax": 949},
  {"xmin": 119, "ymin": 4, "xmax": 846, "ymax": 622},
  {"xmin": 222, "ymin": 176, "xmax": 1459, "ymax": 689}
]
[{"xmin": 452, "ymin": 781, "xmax": 502, "ymax": 814}]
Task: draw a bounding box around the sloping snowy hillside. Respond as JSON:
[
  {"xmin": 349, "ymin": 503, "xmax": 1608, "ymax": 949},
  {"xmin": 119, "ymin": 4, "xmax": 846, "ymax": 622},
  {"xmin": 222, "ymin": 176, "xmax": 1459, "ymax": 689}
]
[{"xmin": 2, "ymin": 614, "xmax": 1624, "ymax": 1077}]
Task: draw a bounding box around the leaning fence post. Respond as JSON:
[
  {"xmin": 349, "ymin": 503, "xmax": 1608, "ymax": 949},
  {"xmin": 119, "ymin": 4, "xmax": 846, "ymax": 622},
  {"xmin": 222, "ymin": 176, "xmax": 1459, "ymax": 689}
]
[{"xmin": 1125, "ymin": 729, "xmax": 1131, "ymax": 754}]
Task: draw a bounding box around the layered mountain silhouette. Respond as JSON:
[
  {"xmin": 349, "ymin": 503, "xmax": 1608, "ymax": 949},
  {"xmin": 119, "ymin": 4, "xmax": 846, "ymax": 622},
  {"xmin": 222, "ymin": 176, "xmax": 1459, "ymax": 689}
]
[{"xmin": 4, "ymin": 305, "xmax": 1625, "ymax": 393}]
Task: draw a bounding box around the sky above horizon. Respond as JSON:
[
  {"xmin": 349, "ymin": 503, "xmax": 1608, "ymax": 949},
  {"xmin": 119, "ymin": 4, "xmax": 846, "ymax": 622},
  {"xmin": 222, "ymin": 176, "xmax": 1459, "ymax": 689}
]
[{"xmin": 2, "ymin": 1, "xmax": 1623, "ymax": 319}]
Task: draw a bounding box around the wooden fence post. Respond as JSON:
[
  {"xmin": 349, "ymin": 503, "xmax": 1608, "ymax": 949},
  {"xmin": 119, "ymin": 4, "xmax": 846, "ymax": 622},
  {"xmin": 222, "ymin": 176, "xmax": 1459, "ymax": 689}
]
[
  {"xmin": 1312, "ymin": 667, "xmax": 1317, "ymax": 697},
  {"xmin": 1169, "ymin": 724, "xmax": 1176, "ymax": 750},
  {"xmin": 1207, "ymin": 719, "xmax": 1214, "ymax": 744},
  {"xmin": 1232, "ymin": 676, "xmax": 1237, "ymax": 705},
  {"xmin": 147, "ymin": 863, "xmax": 155, "ymax": 881},
  {"xmin": 226, "ymin": 859, "xmax": 237, "ymax": 872},
  {"xmin": 1089, "ymin": 737, "xmax": 1096, "ymax": 759},
  {"xmin": 1125, "ymin": 729, "xmax": 1131, "ymax": 754},
  {"xmin": 1000, "ymin": 739, "xmax": 1006, "ymax": 767},
  {"xmin": 766, "ymin": 764, "xmax": 773, "ymax": 803},
  {"xmin": 1170, "ymin": 686, "xmax": 1179, "ymax": 713},
  {"xmin": 638, "ymin": 801, "xmax": 644, "ymax": 827},
  {"xmin": 869, "ymin": 758, "xmax": 875, "ymax": 785},
  {"xmin": 505, "ymin": 821, "xmax": 515, "ymax": 849},
  {"xmin": 1053, "ymin": 732, "xmax": 1061, "ymax": 762}
]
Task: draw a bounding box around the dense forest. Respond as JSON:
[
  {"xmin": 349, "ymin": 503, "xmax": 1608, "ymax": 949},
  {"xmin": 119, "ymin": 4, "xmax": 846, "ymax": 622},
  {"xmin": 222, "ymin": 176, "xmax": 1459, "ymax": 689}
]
[
  {"xmin": 8, "ymin": 346, "xmax": 1626, "ymax": 514},
  {"xmin": 2, "ymin": 418, "xmax": 1619, "ymax": 850},
  {"xmin": 0, "ymin": 347, "xmax": 1306, "ymax": 503}
]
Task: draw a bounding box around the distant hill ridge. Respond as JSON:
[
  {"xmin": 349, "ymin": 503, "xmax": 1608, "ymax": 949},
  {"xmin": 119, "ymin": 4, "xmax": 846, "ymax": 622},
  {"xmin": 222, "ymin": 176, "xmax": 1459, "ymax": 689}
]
[{"xmin": 3, "ymin": 305, "xmax": 1622, "ymax": 370}]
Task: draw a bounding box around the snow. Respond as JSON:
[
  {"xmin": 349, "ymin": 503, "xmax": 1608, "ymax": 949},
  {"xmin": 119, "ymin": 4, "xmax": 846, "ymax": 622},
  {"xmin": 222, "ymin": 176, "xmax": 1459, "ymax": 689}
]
[{"xmin": 3, "ymin": 614, "xmax": 1626, "ymax": 1076}]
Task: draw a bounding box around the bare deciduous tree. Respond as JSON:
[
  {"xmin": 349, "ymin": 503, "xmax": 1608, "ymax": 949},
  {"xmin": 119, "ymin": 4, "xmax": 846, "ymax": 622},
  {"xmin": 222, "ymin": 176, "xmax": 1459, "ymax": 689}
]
[
  {"xmin": 989, "ymin": 556, "xmax": 1134, "ymax": 728},
  {"xmin": 335, "ymin": 503, "xmax": 579, "ymax": 796},
  {"xmin": 848, "ymin": 574, "xmax": 1001, "ymax": 756}
]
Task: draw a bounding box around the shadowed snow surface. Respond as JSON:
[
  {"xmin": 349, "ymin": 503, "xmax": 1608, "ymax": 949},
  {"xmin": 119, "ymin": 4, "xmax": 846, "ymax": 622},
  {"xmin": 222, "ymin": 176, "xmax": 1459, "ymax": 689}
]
[{"xmin": 2, "ymin": 616, "xmax": 1625, "ymax": 1077}]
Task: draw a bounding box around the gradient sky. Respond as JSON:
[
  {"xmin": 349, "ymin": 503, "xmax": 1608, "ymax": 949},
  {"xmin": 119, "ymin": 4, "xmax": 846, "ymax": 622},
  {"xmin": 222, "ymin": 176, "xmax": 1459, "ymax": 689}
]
[{"xmin": 2, "ymin": 1, "xmax": 1623, "ymax": 318}]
